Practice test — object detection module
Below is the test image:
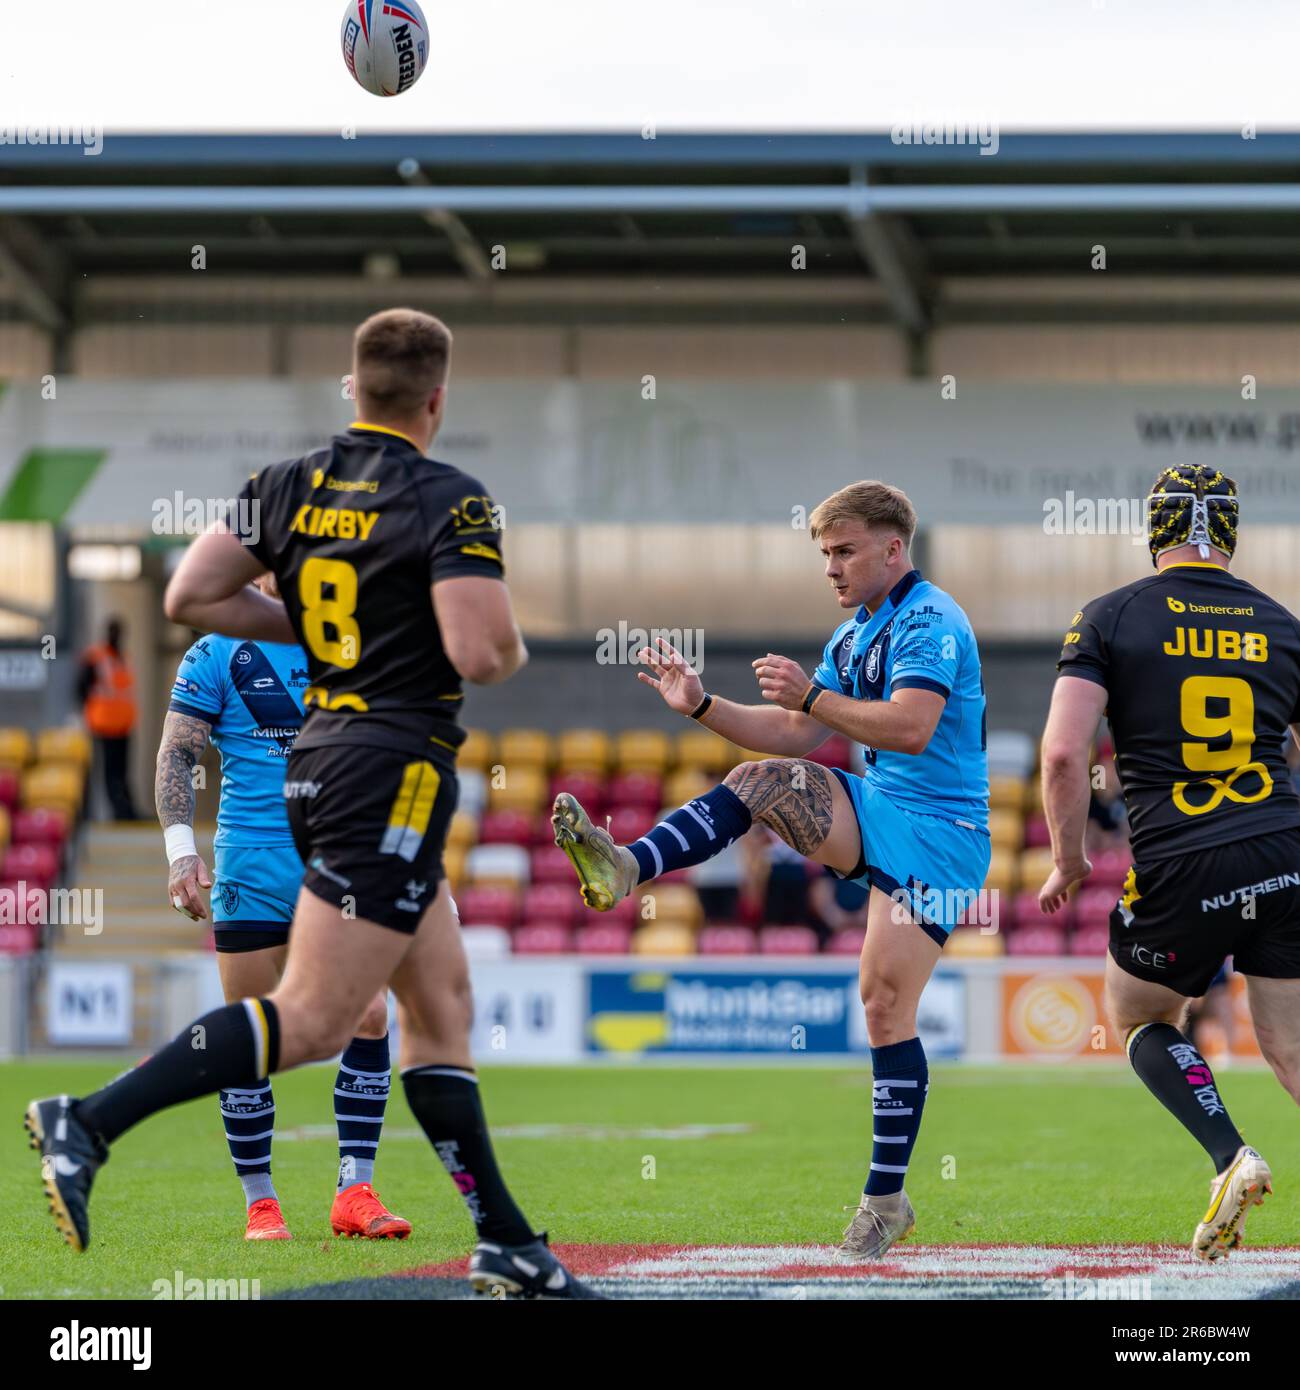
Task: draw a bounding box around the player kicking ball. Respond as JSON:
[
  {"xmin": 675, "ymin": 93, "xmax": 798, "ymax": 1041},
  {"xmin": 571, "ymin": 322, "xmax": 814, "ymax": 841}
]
[
  {"xmin": 553, "ymin": 482, "xmax": 990, "ymax": 1257},
  {"xmin": 159, "ymin": 575, "xmax": 408, "ymax": 1241},
  {"xmin": 1039, "ymin": 464, "xmax": 1300, "ymax": 1261}
]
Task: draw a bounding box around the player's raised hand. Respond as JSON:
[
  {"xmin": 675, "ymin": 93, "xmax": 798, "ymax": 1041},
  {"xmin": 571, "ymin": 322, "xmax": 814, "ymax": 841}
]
[
  {"xmin": 753, "ymin": 653, "xmax": 813, "ymax": 711},
  {"xmin": 168, "ymin": 853, "xmax": 212, "ymax": 921},
  {"xmin": 636, "ymin": 637, "xmax": 704, "ymax": 715},
  {"xmin": 1037, "ymin": 858, "xmax": 1091, "ymax": 916}
]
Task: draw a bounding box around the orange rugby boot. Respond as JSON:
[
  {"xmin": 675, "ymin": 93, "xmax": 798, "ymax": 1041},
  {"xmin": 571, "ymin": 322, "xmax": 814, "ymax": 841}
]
[
  {"xmin": 244, "ymin": 1197, "xmax": 292, "ymax": 1241},
  {"xmin": 330, "ymin": 1182, "xmax": 412, "ymax": 1240}
]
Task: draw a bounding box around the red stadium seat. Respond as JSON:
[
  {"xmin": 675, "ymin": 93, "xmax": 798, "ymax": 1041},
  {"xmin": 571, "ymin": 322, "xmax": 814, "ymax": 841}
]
[
  {"xmin": 1023, "ymin": 814, "xmax": 1051, "ymax": 848},
  {"xmin": 0, "ymin": 768, "xmax": 19, "ymax": 812},
  {"xmin": 804, "ymin": 735, "xmax": 853, "ymax": 771},
  {"xmin": 513, "ymin": 923, "xmax": 572, "ymax": 954},
  {"xmin": 0, "ymin": 922, "xmax": 38, "ymax": 954},
  {"xmin": 530, "ymin": 846, "xmax": 574, "ymax": 884},
  {"xmin": 606, "ymin": 772, "xmax": 663, "ymax": 814},
  {"xmin": 478, "ymin": 809, "xmax": 536, "ymax": 847},
  {"xmin": 697, "ymin": 925, "xmax": 758, "ymax": 955},
  {"xmin": 3, "ymin": 843, "xmax": 59, "ymax": 886},
  {"xmin": 759, "ymin": 926, "xmax": 818, "ymax": 955},
  {"xmin": 11, "ymin": 807, "xmax": 68, "ymax": 847},
  {"xmin": 1074, "ymin": 887, "xmax": 1117, "ymax": 928},
  {"xmin": 606, "ymin": 807, "xmax": 656, "ymax": 843},
  {"xmin": 1088, "ymin": 849, "xmax": 1131, "ymax": 890},
  {"xmin": 1006, "ymin": 924, "xmax": 1066, "ymax": 955},
  {"xmin": 523, "ymin": 883, "xmax": 580, "ymax": 928},
  {"xmin": 1069, "ymin": 923, "xmax": 1110, "ymax": 957},
  {"xmin": 548, "ymin": 771, "xmax": 605, "ymax": 818},
  {"xmin": 455, "ymin": 885, "xmax": 520, "ymax": 929},
  {"xmin": 573, "ymin": 923, "xmax": 632, "ymax": 954},
  {"xmin": 1010, "ymin": 889, "xmax": 1071, "ymax": 933},
  {"xmin": 828, "ymin": 927, "xmax": 867, "ymax": 955}
]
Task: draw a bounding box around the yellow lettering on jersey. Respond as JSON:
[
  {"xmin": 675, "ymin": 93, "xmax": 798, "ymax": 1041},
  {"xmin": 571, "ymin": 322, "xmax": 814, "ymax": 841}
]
[
  {"xmin": 304, "ymin": 685, "xmax": 369, "ymax": 712},
  {"xmin": 460, "ymin": 542, "xmax": 502, "ymax": 563},
  {"xmin": 1063, "ymin": 631, "xmax": 1081, "ymax": 645},
  {"xmin": 288, "ymin": 505, "xmax": 378, "ymax": 541},
  {"xmin": 1164, "ymin": 627, "xmax": 1268, "ymax": 662}
]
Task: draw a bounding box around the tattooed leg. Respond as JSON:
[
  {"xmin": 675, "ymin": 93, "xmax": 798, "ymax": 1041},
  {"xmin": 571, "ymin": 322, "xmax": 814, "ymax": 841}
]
[{"xmin": 724, "ymin": 759, "xmax": 864, "ymax": 873}]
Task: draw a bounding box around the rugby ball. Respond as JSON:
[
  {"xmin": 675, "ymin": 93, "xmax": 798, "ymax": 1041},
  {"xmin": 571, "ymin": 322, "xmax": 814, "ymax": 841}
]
[{"xmin": 341, "ymin": 0, "xmax": 429, "ymax": 97}]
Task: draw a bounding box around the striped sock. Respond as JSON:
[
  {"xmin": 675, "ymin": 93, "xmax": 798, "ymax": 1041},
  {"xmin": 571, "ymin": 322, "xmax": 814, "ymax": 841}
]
[
  {"xmin": 627, "ymin": 784, "xmax": 752, "ymax": 884},
  {"xmin": 865, "ymin": 1037, "xmax": 929, "ymax": 1197},
  {"xmin": 219, "ymin": 1081, "xmax": 277, "ymax": 1207},
  {"xmin": 335, "ymin": 1034, "xmax": 392, "ymax": 1189}
]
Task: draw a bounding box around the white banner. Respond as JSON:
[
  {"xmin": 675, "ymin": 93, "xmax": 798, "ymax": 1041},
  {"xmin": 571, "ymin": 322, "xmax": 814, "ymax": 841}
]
[{"xmin": 47, "ymin": 961, "xmax": 133, "ymax": 1045}]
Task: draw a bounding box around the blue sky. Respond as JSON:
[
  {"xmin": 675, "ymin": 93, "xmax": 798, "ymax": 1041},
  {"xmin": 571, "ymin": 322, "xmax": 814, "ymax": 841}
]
[{"xmin": 8, "ymin": 0, "xmax": 1299, "ymax": 131}]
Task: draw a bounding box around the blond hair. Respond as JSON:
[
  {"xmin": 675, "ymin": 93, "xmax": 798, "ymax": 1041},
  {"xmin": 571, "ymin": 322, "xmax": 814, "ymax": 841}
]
[
  {"xmin": 353, "ymin": 308, "xmax": 453, "ymax": 418},
  {"xmin": 809, "ymin": 481, "xmax": 917, "ymax": 545}
]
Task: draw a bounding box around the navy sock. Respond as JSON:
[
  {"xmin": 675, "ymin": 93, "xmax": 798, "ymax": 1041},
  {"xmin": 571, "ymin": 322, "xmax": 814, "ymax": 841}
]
[
  {"xmin": 76, "ymin": 999, "xmax": 280, "ymax": 1146},
  {"xmin": 335, "ymin": 1034, "xmax": 392, "ymax": 1189},
  {"xmin": 865, "ymin": 1037, "xmax": 929, "ymax": 1197},
  {"xmin": 628, "ymin": 784, "xmax": 752, "ymax": 884},
  {"xmin": 219, "ymin": 1080, "xmax": 277, "ymax": 1206},
  {"xmin": 1127, "ymin": 1023, "xmax": 1243, "ymax": 1172},
  {"xmin": 402, "ymin": 1065, "xmax": 533, "ymax": 1245}
]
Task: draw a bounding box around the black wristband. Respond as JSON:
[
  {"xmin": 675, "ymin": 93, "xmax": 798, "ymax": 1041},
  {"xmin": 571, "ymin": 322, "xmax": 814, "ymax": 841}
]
[
  {"xmin": 801, "ymin": 683, "xmax": 824, "ymax": 715},
  {"xmin": 689, "ymin": 693, "xmax": 714, "ymax": 721}
]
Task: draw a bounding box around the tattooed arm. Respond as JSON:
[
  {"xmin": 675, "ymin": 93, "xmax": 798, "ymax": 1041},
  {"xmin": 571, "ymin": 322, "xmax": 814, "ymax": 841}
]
[{"xmin": 156, "ymin": 710, "xmax": 214, "ymax": 920}]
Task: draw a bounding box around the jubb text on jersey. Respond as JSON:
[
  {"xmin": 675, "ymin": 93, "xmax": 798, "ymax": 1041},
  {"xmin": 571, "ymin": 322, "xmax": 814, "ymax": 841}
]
[{"xmin": 1163, "ymin": 627, "xmax": 1268, "ymax": 661}]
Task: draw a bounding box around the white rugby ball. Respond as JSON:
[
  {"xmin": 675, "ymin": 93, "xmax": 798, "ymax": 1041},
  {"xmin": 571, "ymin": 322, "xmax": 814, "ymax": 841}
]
[{"xmin": 340, "ymin": 0, "xmax": 429, "ymax": 97}]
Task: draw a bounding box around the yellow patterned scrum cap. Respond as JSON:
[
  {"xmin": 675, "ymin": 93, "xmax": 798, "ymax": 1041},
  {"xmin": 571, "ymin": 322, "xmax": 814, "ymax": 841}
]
[{"xmin": 1146, "ymin": 464, "xmax": 1239, "ymax": 566}]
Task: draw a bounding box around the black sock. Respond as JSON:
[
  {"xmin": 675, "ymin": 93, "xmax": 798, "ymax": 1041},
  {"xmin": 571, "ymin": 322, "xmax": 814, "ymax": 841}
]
[
  {"xmin": 76, "ymin": 999, "xmax": 280, "ymax": 1146},
  {"xmin": 402, "ymin": 1065, "xmax": 533, "ymax": 1245},
  {"xmin": 627, "ymin": 783, "xmax": 752, "ymax": 884},
  {"xmin": 1127, "ymin": 1022, "xmax": 1243, "ymax": 1172}
]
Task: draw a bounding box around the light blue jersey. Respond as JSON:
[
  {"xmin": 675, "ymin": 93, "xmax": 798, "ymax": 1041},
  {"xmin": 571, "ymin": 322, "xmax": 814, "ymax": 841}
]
[
  {"xmin": 168, "ymin": 636, "xmax": 310, "ymax": 850},
  {"xmin": 811, "ymin": 569, "xmax": 989, "ymax": 828}
]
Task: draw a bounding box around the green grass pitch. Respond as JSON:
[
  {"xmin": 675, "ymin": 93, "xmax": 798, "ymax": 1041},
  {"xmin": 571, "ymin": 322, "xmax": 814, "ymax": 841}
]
[{"xmin": 2, "ymin": 1059, "xmax": 1297, "ymax": 1298}]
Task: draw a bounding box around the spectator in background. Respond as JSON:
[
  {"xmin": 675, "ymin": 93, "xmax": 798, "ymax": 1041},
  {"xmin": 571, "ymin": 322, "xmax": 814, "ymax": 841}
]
[
  {"xmin": 78, "ymin": 616, "xmax": 140, "ymax": 821},
  {"xmin": 1086, "ymin": 737, "xmax": 1127, "ymax": 851},
  {"xmin": 809, "ymin": 866, "xmax": 870, "ymax": 948},
  {"xmin": 738, "ymin": 827, "xmax": 811, "ymax": 927}
]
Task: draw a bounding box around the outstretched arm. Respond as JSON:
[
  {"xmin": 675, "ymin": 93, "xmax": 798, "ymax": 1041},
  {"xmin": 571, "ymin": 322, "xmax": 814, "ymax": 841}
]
[{"xmin": 637, "ymin": 639, "xmax": 828, "ymax": 757}]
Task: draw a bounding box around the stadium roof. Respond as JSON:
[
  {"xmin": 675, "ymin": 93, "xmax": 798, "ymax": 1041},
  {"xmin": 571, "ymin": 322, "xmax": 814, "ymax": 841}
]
[{"xmin": 5, "ymin": 131, "xmax": 1300, "ymax": 359}]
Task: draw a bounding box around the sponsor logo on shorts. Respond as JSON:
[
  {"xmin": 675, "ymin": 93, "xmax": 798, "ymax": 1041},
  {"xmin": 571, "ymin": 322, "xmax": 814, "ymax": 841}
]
[
  {"xmin": 395, "ymin": 878, "xmax": 429, "ymax": 913},
  {"xmin": 218, "ymin": 883, "xmax": 240, "ymax": 915},
  {"xmin": 283, "ymin": 780, "xmax": 320, "ymax": 798},
  {"xmin": 1201, "ymin": 871, "xmax": 1300, "ymax": 912},
  {"xmin": 1128, "ymin": 944, "xmax": 1176, "ymax": 969}
]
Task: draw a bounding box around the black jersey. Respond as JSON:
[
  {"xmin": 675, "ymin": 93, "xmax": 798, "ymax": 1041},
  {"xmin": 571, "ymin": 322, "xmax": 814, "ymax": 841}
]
[
  {"xmin": 1057, "ymin": 562, "xmax": 1300, "ymax": 862},
  {"xmin": 236, "ymin": 423, "xmax": 505, "ymax": 756}
]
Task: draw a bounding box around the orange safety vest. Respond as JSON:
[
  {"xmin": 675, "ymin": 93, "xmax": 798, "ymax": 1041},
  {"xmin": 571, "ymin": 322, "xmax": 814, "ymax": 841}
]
[{"xmin": 84, "ymin": 643, "xmax": 137, "ymax": 737}]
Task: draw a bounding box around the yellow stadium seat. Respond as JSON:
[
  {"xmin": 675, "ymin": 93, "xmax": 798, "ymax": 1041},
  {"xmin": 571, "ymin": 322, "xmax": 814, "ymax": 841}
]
[
  {"xmin": 987, "ymin": 808, "xmax": 1024, "ymax": 852},
  {"xmin": 487, "ymin": 767, "xmax": 548, "ymax": 814},
  {"xmin": 945, "ymin": 928, "xmax": 1005, "ymax": 958},
  {"xmin": 1018, "ymin": 847, "xmax": 1056, "ymax": 888},
  {"xmin": 556, "ymin": 729, "xmax": 610, "ymax": 774},
  {"xmin": 663, "ymin": 768, "xmax": 711, "ymax": 808},
  {"xmin": 675, "ymin": 728, "xmax": 734, "ymax": 775},
  {"xmin": 614, "ymin": 729, "xmax": 672, "ymax": 775},
  {"xmin": 447, "ymin": 810, "xmax": 479, "ymax": 850},
  {"xmin": 640, "ymin": 882, "xmax": 703, "ymax": 930},
  {"xmin": 22, "ymin": 763, "xmax": 84, "ymax": 816},
  {"xmin": 0, "ymin": 804, "xmax": 10, "ymax": 852},
  {"xmin": 36, "ymin": 727, "xmax": 92, "ymax": 769},
  {"xmin": 984, "ymin": 847, "xmax": 1019, "ymax": 897},
  {"xmin": 444, "ymin": 845, "xmax": 466, "ymax": 891},
  {"xmin": 496, "ymin": 728, "xmax": 552, "ymax": 770},
  {"xmin": 988, "ymin": 775, "xmax": 1027, "ymax": 812},
  {"xmin": 632, "ymin": 923, "xmax": 696, "ymax": 957},
  {"xmin": 0, "ymin": 728, "xmax": 32, "ymax": 768},
  {"xmin": 458, "ymin": 729, "xmax": 494, "ymax": 774},
  {"xmin": 1024, "ymin": 778, "xmax": 1043, "ymax": 816}
]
